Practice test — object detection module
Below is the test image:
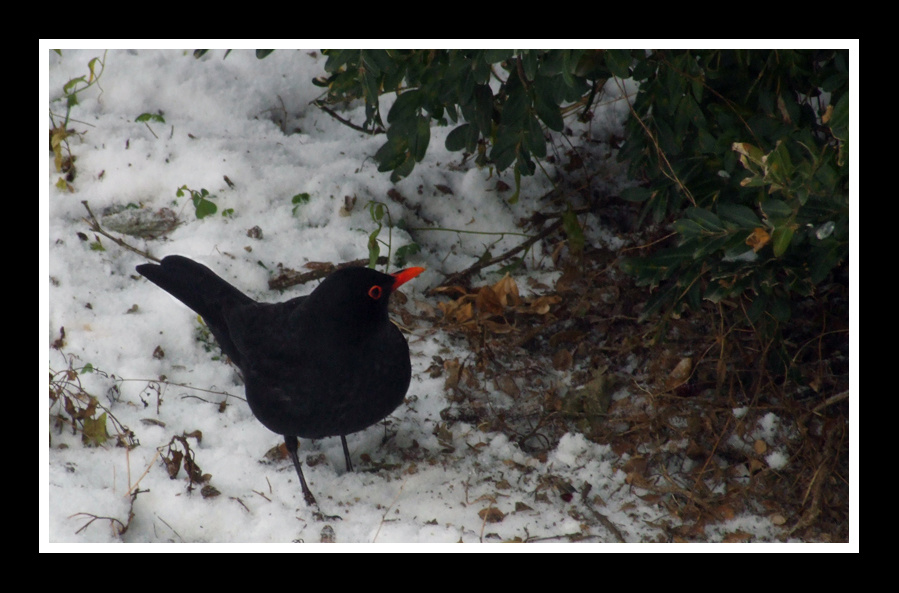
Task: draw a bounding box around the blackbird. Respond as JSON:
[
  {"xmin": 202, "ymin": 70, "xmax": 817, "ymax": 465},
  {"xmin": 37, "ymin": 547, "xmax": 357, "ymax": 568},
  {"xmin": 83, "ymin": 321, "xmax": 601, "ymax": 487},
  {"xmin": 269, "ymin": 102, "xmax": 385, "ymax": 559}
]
[{"xmin": 136, "ymin": 255, "xmax": 424, "ymax": 506}]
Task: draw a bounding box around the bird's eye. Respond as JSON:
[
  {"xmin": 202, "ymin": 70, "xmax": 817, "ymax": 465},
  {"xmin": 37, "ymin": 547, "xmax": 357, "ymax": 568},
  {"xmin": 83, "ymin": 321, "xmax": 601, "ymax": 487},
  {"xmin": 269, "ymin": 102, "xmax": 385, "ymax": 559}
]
[{"xmin": 368, "ymin": 285, "xmax": 383, "ymax": 300}]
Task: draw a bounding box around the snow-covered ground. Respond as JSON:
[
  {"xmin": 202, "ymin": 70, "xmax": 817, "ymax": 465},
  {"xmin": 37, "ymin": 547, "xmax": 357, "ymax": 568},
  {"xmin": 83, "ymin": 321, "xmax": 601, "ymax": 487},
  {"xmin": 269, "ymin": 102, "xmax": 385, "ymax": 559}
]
[{"xmin": 43, "ymin": 46, "xmax": 853, "ymax": 549}]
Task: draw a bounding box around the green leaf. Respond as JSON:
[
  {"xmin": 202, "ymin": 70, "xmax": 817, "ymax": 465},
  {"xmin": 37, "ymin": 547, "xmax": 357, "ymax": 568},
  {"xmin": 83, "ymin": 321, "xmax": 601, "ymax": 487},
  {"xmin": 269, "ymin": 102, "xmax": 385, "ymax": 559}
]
[
  {"xmin": 471, "ymin": 52, "xmax": 492, "ymax": 84},
  {"xmin": 472, "ymin": 84, "xmax": 494, "ymax": 136},
  {"xmin": 63, "ymin": 76, "xmax": 86, "ymax": 95},
  {"xmin": 291, "ymin": 192, "xmax": 311, "ymax": 215},
  {"xmin": 533, "ymin": 76, "xmax": 564, "ymax": 132},
  {"xmin": 484, "ymin": 49, "xmax": 514, "ymax": 64},
  {"xmin": 370, "ymin": 201, "xmax": 385, "ymax": 222},
  {"xmin": 521, "ymin": 50, "xmax": 539, "ymax": 79},
  {"xmin": 619, "ymin": 187, "xmax": 653, "ymax": 202},
  {"xmin": 502, "ymin": 83, "xmax": 528, "ymax": 126},
  {"xmin": 490, "ymin": 126, "xmax": 519, "ymax": 172},
  {"xmin": 445, "ymin": 123, "xmax": 475, "ymax": 152},
  {"xmin": 194, "ymin": 198, "xmax": 217, "ymax": 219},
  {"xmin": 388, "ymin": 89, "xmax": 422, "ymax": 123},
  {"xmin": 745, "ymin": 293, "xmax": 767, "ymax": 323},
  {"xmin": 828, "ymin": 93, "xmax": 849, "ymax": 141},
  {"xmin": 771, "ymin": 225, "xmax": 794, "ymax": 257},
  {"xmin": 562, "ymin": 207, "xmax": 585, "ymax": 256},
  {"xmin": 136, "ymin": 113, "xmax": 165, "ymax": 124},
  {"xmin": 390, "ymin": 154, "xmax": 416, "ymax": 182},
  {"xmin": 394, "ymin": 243, "xmax": 421, "ymax": 267},
  {"xmin": 692, "ymin": 234, "xmax": 731, "ymax": 258},
  {"xmin": 769, "ymin": 295, "xmax": 791, "ymax": 322},
  {"xmin": 82, "ymin": 412, "xmax": 108, "ymax": 446},
  {"xmin": 718, "ymin": 204, "xmax": 761, "ymax": 228},
  {"xmin": 375, "ymin": 137, "xmax": 408, "ymax": 172},
  {"xmin": 765, "ymin": 141, "xmax": 793, "ymax": 184},
  {"xmin": 525, "ymin": 113, "xmax": 546, "ymax": 158},
  {"xmin": 760, "ymin": 199, "xmax": 792, "ymax": 221},
  {"xmin": 686, "ymin": 207, "xmax": 723, "ymax": 231},
  {"xmin": 673, "ymin": 218, "xmax": 705, "ymax": 238},
  {"xmin": 188, "ymin": 189, "xmax": 217, "ymax": 219},
  {"xmin": 604, "ymin": 50, "xmax": 633, "ymax": 78},
  {"xmin": 733, "ymin": 142, "xmax": 765, "ymax": 169},
  {"xmin": 508, "ymin": 166, "xmax": 522, "ymax": 204},
  {"xmin": 360, "ymin": 49, "xmax": 392, "ymax": 77},
  {"xmin": 368, "ymin": 228, "xmax": 381, "ymax": 268},
  {"xmin": 516, "ymin": 153, "xmax": 536, "ymax": 177},
  {"xmin": 809, "ymin": 241, "xmax": 843, "ymax": 284},
  {"xmin": 410, "ymin": 116, "xmax": 431, "ymax": 162}
]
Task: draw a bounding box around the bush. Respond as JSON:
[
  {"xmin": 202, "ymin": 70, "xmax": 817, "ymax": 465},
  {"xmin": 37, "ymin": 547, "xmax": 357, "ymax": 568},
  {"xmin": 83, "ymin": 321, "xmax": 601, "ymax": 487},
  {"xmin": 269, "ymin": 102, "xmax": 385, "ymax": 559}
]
[
  {"xmin": 314, "ymin": 49, "xmax": 612, "ymax": 192},
  {"xmin": 222, "ymin": 48, "xmax": 852, "ymax": 378},
  {"xmin": 615, "ymin": 50, "xmax": 849, "ymax": 347}
]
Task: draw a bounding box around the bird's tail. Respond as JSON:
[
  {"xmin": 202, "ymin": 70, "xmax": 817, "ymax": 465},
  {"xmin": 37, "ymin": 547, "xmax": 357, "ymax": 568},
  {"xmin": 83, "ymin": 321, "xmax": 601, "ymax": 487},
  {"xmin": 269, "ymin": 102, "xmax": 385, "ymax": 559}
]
[
  {"xmin": 136, "ymin": 255, "xmax": 252, "ymax": 318},
  {"xmin": 137, "ymin": 255, "xmax": 254, "ymax": 367},
  {"xmin": 137, "ymin": 256, "xmax": 256, "ymax": 365}
]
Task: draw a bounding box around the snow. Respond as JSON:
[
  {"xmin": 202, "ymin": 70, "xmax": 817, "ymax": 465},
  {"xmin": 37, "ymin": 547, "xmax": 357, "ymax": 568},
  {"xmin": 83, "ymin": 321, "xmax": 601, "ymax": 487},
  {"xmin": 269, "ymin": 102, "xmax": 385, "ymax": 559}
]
[{"xmin": 43, "ymin": 45, "xmax": 851, "ymax": 550}]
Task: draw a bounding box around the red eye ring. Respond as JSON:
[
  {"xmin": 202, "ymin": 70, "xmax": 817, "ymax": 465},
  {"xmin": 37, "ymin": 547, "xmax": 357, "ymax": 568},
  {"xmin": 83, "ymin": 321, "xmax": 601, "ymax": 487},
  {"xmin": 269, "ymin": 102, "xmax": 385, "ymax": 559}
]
[{"xmin": 368, "ymin": 285, "xmax": 383, "ymax": 300}]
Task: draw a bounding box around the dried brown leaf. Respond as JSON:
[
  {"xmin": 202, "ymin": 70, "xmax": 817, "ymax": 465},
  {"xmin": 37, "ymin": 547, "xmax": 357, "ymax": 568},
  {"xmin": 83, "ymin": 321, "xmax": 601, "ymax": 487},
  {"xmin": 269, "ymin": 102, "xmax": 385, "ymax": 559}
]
[
  {"xmin": 666, "ymin": 357, "xmax": 692, "ymax": 390},
  {"xmin": 492, "ymin": 273, "xmax": 520, "ymax": 307},
  {"xmin": 431, "ymin": 285, "xmax": 470, "ymax": 298},
  {"xmin": 478, "ymin": 507, "xmax": 505, "ymax": 523},
  {"xmin": 476, "ymin": 286, "xmax": 504, "ymax": 318},
  {"xmin": 722, "ymin": 531, "xmax": 753, "ymax": 543},
  {"xmin": 552, "ymin": 349, "xmax": 573, "ymax": 371},
  {"xmin": 494, "ymin": 375, "xmax": 520, "ymax": 397},
  {"xmin": 481, "ymin": 319, "xmax": 514, "ymax": 334},
  {"xmin": 523, "ymin": 295, "xmax": 561, "ymax": 315},
  {"xmin": 549, "ymin": 329, "xmax": 585, "ymax": 347},
  {"xmin": 443, "ymin": 359, "xmax": 461, "ymax": 391}
]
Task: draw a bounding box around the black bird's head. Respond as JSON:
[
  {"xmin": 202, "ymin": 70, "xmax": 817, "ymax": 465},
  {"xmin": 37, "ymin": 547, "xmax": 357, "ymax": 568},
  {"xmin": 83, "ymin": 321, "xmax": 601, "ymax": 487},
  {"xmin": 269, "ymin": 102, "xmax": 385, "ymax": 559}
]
[{"xmin": 305, "ymin": 266, "xmax": 424, "ymax": 329}]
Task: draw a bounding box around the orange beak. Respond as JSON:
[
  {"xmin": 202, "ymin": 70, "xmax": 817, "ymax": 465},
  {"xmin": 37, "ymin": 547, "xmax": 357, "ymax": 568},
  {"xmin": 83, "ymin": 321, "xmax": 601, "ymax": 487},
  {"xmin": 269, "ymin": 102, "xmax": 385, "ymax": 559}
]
[{"xmin": 391, "ymin": 267, "xmax": 425, "ymax": 290}]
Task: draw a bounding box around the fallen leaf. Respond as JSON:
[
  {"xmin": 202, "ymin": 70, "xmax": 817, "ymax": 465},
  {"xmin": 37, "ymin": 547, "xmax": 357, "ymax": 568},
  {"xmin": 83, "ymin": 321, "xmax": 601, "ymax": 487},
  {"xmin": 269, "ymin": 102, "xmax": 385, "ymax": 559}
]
[
  {"xmin": 552, "ymin": 349, "xmax": 572, "ymax": 371},
  {"xmin": 494, "ymin": 374, "xmax": 520, "ymax": 397},
  {"xmin": 476, "ymin": 286, "xmax": 504, "ymax": 318},
  {"xmin": 666, "ymin": 357, "xmax": 692, "ymax": 390},
  {"xmin": 478, "ymin": 507, "xmax": 505, "ymax": 523},
  {"xmin": 492, "ymin": 273, "xmax": 520, "ymax": 307},
  {"xmin": 524, "ymin": 295, "xmax": 561, "ymax": 315}
]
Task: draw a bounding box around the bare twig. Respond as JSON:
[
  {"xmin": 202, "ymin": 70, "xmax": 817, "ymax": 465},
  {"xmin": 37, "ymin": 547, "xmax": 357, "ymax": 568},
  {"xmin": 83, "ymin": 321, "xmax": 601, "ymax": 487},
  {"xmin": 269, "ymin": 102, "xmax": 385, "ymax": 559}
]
[
  {"xmin": 313, "ymin": 100, "xmax": 384, "ymax": 135},
  {"xmin": 372, "ymin": 476, "xmax": 407, "ymax": 542},
  {"xmin": 811, "ymin": 390, "xmax": 849, "ymax": 415},
  {"xmin": 428, "ymin": 218, "xmax": 565, "ymax": 294},
  {"xmin": 267, "ymin": 256, "xmax": 389, "ymax": 291},
  {"xmin": 612, "ymin": 77, "xmax": 696, "ymax": 207},
  {"xmin": 81, "ymin": 201, "xmax": 158, "ymax": 261},
  {"xmin": 580, "ymin": 484, "xmax": 626, "ymax": 542}
]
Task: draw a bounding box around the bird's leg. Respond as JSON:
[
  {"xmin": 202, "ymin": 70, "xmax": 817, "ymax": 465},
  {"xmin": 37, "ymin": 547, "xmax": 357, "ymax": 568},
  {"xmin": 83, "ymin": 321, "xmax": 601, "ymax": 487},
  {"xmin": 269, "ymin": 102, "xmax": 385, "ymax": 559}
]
[
  {"xmin": 341, "ymin": 435, "xmax": 354, "ymax": 472},
  {"xmin": 284, "ymin": 436, "xmax": 317, "ymax": 507}
]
